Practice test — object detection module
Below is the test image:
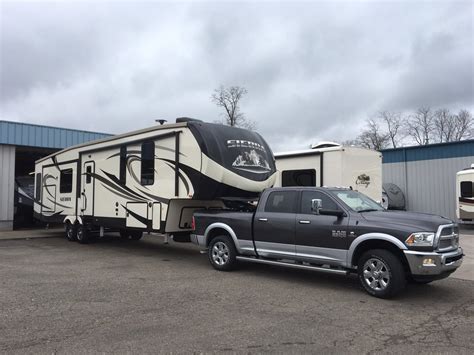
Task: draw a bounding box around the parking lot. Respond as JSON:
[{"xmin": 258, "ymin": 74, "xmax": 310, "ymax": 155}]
[{"xmin": 1, "ymin": 231, "xmax": 473, "ymax": 354}]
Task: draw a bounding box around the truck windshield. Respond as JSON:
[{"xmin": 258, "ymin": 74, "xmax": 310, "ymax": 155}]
[{"xmin": 333, "ymin": 190, "xmax": 384, "ymax": 212}]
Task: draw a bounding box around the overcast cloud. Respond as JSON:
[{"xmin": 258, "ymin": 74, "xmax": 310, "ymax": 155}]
[{"xmin": 1, "ymin": 0, "xmax": 473, "ymax": 151}]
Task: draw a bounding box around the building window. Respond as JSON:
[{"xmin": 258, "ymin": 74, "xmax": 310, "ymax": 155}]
[
  {"xmin": 141, "ymin": 141, "xmax": 155, "ymax": 185},
  {"xmin": 264, "ymin": 190, "xmax": 298, "ymax": 213},
  {"xmin": 119, "ymin": 146, "xmax": 127, "ymax": 184},
  {"xmin": 282, "ymin": 169, "xmax": 316, "ymax": 187},
  {"xmin": 461, "ymin": 181, "xmax": 473, "ymax": 198},
  {"xmin": 60, "ymin": 169, "xmax": 73, "ymax": 193},
  {"xmin": 35, "ymin": 173, "xmax": 41, "ymax": 200}
]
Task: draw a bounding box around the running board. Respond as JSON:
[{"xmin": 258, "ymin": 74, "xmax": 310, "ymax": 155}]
[{"xmin": 236, "ymin": 256, "xmax": 349, "ymax": 275}]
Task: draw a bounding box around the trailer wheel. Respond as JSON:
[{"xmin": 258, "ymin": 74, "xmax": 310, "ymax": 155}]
[
  {"xmin": 130, "ymin": 231, "xmax": 143, "ymax": 241},
  {"xmin": 120, "ymin": 230, "xmax": 143, "ymax": 241},
  {"xmin": 357, "ymin": 249, "xmax": 406, "ymax": 299},
  {"xmin": 208, "ymin": 235, "xmax": 237, "ymax": 271},
  {"xmin": 76, "ymin": 224, "xmax": 91, "ymax": 244},
  {"xmin": 65, "ymin": 222, "xmax": 77, "ymax": 242}
]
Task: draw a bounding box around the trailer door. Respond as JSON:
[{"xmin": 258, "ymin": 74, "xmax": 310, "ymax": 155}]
[{"xmin": 81, "ymin": 161, "xmax": 95, "ymax": 216}]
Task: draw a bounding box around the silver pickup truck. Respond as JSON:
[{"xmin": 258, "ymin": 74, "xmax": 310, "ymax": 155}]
[{"xmin": 191, "ymin": 187, "xmax": 464, "ymax": 298}]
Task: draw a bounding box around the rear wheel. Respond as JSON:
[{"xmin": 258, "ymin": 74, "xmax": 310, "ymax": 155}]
[
  {"xmin": 65, "ymin": 222, "xmax": 77, "ymax": 242},
  {"xmin": 208, "ymin": 235, "xmax": 237, "ymax": 271},
  {"xmin": 357, "ymin": 249, "xmax": 406, "ymax": 298},
  {"xmin": 76, "ymin": 224, "xmax": 91, "ymax": 244},
  {"xmin": 120, "ymin": 230, "xmax": 143, "ymax": 241}
]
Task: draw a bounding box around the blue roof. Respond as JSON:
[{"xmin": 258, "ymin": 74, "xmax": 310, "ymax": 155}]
[
  {"xmin": 0, "ymin": 120, "xmax": 112, "ymax": 149},
  {"xmin": 381, "ymin": 139, "xmax": 474, "ymax": 164}
]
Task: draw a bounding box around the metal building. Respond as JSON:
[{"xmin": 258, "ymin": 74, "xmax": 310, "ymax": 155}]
[
  {"xmin": 381, "ymin": 140, "xmax": 474, "ymax": 221},
  {"xmin": 0, "ymin": 120, "xmax": 111, "ymax": 230}
]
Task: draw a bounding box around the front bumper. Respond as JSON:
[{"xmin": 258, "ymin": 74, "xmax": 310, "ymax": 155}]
[{"xmin": 404, "ymin": 247, "xmax": 464, "ymax": 277}]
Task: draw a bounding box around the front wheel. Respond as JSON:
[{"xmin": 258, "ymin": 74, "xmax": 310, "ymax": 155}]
[
  {"xmin": 208, "ymin": 235, "xmax": 237, "ymax": 271},
  {"xmin": 65, "ymin": 222, "xmax": 77, "ymax": 241},
  {"xmin": 357, "ymin": 249, "xmax": 406, "ymax": 298}
]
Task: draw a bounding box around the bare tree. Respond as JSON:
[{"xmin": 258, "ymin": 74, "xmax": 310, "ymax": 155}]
[
  {"xmin": 405, "ymin": 107, "xmax": 434, "ymax": 145},
  {"xmin": 433, "ymin": 108, "xmax": 454, "ymax": 143},
  {"xmin": 211, "ymin": 85, "xmax": 255, "ymax": 129},
  {"xmin": 453, "ymin": 109, "xmax": 473, "ymax": 141},
  {"xmin": 356, "ymin": 118, "xmax": 390, "ymax": 150},
  {"xmin": 378, "ymin": 111, "xmax": 404, "ymax": 148}
]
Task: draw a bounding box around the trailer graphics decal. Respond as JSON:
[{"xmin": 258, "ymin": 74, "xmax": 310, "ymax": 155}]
[
  {"xmin": 227, "ymin": 140, "xmax": 271, "ymax": 174},
  {"xmin": 356, "ymin": 174, "xmax": 371, "ymax": 188}
]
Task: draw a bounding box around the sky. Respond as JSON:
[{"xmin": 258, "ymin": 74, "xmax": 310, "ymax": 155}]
[{"xmin": 1, "ymin": 0, "xmax": 473, "ymax": 152}]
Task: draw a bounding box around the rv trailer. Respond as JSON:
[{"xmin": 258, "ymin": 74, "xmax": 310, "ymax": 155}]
[
  {"xmin": 34, "ymin": 118, "xmax": 277, "ymax": 243},
  {"xmin": 274, "ymin": 142, "xmax": 382, "ymax": 202},
  {"xmin": 456, "ymin": 164, "xmax": 474, "ymax": 222}
]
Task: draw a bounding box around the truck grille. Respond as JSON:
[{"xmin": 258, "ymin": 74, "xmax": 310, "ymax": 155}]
[{"xmin": 436, "ymin": 224, "xmax": 459, "ymax": 252}]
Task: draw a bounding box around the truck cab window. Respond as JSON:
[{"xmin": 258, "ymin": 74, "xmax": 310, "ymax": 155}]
[
  {"xmin": 282, "ymin": 169, "xmax": 316, "ymax": 187},
  {"xmin": 60, "ymin": 169, "xmax": 73, "ymax": 193},
  {"xmin": 265, "ymin": 191, "xmax": 298, "ymax": 213},
  {"xmin": 301, "ymin": 191, "xmax": 339, "ymax": 214},
  {"xmin": 461, "ymin": 181, "xmax": 473, "ymax": 197},
  {"xmin": 141, "ymin": 141, "xmax": 155, "ymax": 185}
]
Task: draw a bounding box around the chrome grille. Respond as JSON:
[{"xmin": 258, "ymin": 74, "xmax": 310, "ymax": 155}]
[{"xmin": 436, "ymin": 224, "xmax": 459, "ymax": 252}]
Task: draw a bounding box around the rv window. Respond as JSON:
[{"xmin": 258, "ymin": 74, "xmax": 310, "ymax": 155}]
[
  {"xmin": 141, "ymin": 141, "xmax": 155, "ymax": 185},
  {"xmin": 461, "ymin": 181, "xmax": 473, "ymax": 198},
  {"xmin": 60, "ymin": 169, "xmax": 73, "ymax": 193},
  {"xmin": 282, "ymin": 169, "xmax": 316, "ymax": 187},
  {"xmin": 86, "ymin": 166, "xmax": 92, "ymax": 184},
  {"xmin": 35, "ymin": 173, "xmax": 41, "ymax": 200},
  {"xmin": 265, "ymin": 191, "xmax": 298, "ymax": 213},
  {"xmin": 119, "ymin": 146, "xmax": 127, "ymax": 184}
]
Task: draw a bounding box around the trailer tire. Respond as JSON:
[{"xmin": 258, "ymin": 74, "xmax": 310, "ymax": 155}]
[
  {"xmin": 65, "ymin": 222, "xmax": 77, "ymax": 242},
  {"xmin": 76, "ymin": 224, "xmax": 91, "ymax": 244},
  {"xmin": 130, "ymin": 231, "xmax": 143, "ymax": 241},
  {"xmin": 208, "ymin": 235, "xmax": 237, "ymax": 271},
  {"xmin": 357, "ymin": 249, "xmax": 406, "ymax": 299}
]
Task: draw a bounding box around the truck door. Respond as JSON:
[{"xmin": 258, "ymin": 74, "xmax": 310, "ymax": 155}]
[
  {"xmin": 253, "ymin": 190, "xmax": 298, "ymax": 258},
  {"xmin": 295, "ymin": 190, "xmax": 349, "ymax": 265},
  {"xmin": 81, "ymin": 161, "xmax": 95, "ymax": 216}
]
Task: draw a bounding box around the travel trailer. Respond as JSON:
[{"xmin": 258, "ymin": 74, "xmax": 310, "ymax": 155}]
[
  {"xmin": 34, "ymin": 118, "xmax": 277, "ymax": 243},
  {"xmin": 456, "ymin": 164, "xmax": 474, "ymax": 222},
  {"xmin": 274, "ymin": 142, "xmax": 382, "ymax": 202}
]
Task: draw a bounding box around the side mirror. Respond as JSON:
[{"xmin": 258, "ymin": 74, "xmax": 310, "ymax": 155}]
[{"xmin": 311, "ymin": 199, "xmax": 322, "ymax": 214}]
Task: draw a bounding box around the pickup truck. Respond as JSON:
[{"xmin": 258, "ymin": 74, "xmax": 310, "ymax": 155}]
[{"xmin": 191, "ymin": 187, "xmax": 464, "ymax": 298}]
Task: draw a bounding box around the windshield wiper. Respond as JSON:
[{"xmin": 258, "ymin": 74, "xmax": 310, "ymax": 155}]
[{"xmin": 357, "ymin": 208, "xmax": 380, "ymax": 213}]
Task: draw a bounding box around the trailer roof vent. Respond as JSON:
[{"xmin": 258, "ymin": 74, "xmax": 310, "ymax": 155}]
[
  {"xmin": 176, "ymin": 117, "xmax": 203, "ymax": 123},
  {"xmin": 310, "ymin": 141, "xmax": 341, "ymax": 149}
]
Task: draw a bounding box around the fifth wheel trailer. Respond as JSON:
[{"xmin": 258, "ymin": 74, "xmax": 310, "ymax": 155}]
[
  {"xmin": 456, "ymin": 164, "xmax": 474, "ymax": 222},
  {"xmin": 34, "ymin": 118, "xmax": 277, "ymax": 243},
  {"xmin": 274, "ymin": 143, "xmax": 382, "ymax": 202}
]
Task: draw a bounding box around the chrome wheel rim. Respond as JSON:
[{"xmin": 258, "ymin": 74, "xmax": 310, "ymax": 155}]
[
  {"xmin": 66, "ymin": 225, "xmax": 73, "ymax": 239},
  {"xmin": 363, "ymin": 258, "xmax": 390, "ymax": 291},
  {"xmin": 211, "ymin": 242, "xmax": 230, "ymax": 266}
]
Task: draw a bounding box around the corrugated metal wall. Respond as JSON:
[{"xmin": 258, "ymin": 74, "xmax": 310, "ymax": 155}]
[
  {"xmin": 383, "ymin": 157, "xmax": 473, "ymax": 221},
  {"xmin": 0, "ymin": 120, "xmax": 111, "ymax": 149},
  {"xmin": 0, "ymin": 144, "xmax": 15, "ymax": 230}
]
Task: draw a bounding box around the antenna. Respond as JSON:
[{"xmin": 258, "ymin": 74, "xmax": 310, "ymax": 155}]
[{"xmin": 155, "ymin": 119, "xmax": 167, "ymax": 125}]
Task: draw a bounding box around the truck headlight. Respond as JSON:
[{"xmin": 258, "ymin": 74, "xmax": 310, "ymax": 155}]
[{"xmin": 405, "ymin": 232, "xmax": 435, "ymax": 247}]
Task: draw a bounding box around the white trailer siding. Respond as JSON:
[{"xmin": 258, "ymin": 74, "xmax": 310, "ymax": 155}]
[{"xmin": 0, "ymin": 145, "xmax": 15, "ymax": 230}]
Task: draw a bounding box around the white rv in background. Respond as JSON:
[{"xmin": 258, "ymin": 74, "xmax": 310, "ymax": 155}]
[
  {"xmin": 274, "ymin": 142, "xmax": 382, "ymax": 202},
  {"xmin": 34, "ymin": 118, "xmax": 277, "ymax": 243},
  {"xmin": 456, "ymin": 164, "xmax": 474, "ymax": 222}
]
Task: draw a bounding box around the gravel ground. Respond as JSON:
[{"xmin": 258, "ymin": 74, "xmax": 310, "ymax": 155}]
[{"xmin": 0, "ymin": 234, "xmax": 473, "ymax": 354}]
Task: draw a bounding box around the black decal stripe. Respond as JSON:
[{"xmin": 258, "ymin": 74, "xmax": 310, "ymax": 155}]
[
  {"xmin": 91, "ymin": 172, "xmax": 146, "ymax": 202},
  {"xmin": 101, "ymin": 170, "xmax": 147, "ymax": 200},
  {"xmin": 164, "ymin": 161, "xmax": 190, "ymax": 196},
  {"xmin": 122, "ymin": 205, "xmax": 149, "ymax": 226},
  {"xmin": 101, "ymin": 184, "xmax": 142, "ymax": 202},
  {"xmin": 47, "ymin": 197, "xmax": 72, "ymax": 209},
  {"xmin": 135, "ymin": 188, "xmax": 170, "ymax": 204}
]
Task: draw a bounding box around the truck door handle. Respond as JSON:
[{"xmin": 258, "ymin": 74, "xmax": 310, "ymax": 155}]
[
  {"xmin": 258, "ymin": 218, "xmax": 268, "ymax": 222},
  {"xmin": 299, "ymin": 220, "xmax": 310, "ymax": 224}
]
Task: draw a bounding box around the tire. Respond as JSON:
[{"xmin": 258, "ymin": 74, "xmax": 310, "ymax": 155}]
[
  {"xmin": 208, "ymin": 235, "xmax": 237, "ymax": 271},
  {"xmin": 120, "ymin": 230, "xmax": 129, "ymax": 240},
  {"xmin": 65, "ymin": 222, "xmax": 77, "ymax": 242},
  {"xmin": 130, "ymin": 231, "xmax": 143, "ymax": 241},
  {"xmin": 357, "ymin": 249, "xmax": 406, "ymax": 299},
  {"xmin": 76, "ymin": 224, "xmax": 91, "ymax": 244}
]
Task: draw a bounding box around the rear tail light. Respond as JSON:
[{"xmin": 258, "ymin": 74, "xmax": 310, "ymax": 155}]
[{"xmin": 191, "ymin": 216, "xmax": 196, "ymax": 231}]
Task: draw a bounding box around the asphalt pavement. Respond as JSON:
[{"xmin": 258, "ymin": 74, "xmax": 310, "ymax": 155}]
[{"xmin": 0, "ymin": 233, "xmax": 473, "ymax": 354}]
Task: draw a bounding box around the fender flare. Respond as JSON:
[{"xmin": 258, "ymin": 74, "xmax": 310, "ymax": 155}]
[
  {"xmin": 346, "ymin": 233, "xmax": 407, "ymax": 267},
  {"xmin": 204, "ymin": 223, "xmax": 243, "ymax": 254},
  {"xmin": 63, "ymin": 216, "xmax": 83, "ymax": 225}
]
